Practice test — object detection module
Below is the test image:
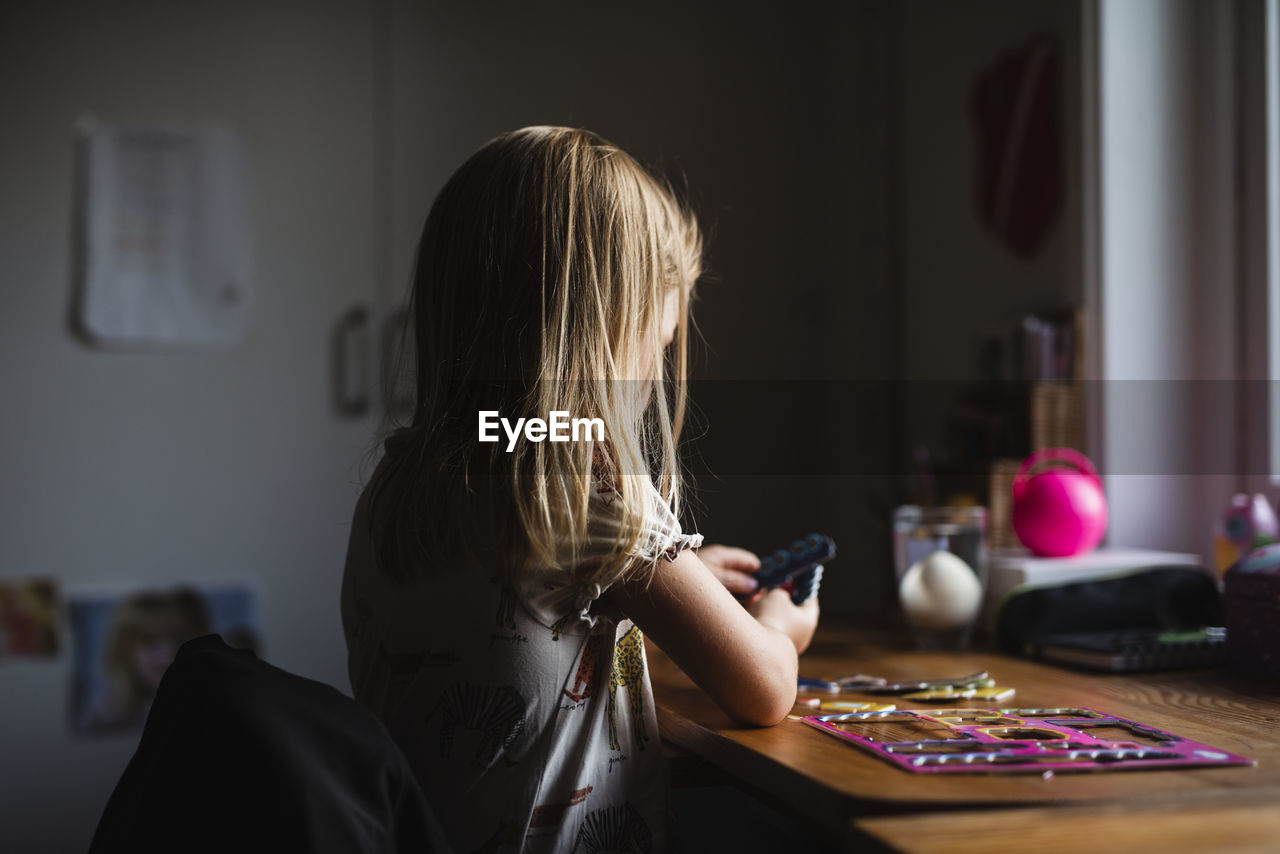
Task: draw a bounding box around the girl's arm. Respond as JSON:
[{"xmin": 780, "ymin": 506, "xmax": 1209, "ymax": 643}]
[{"xmin": 606, "ymin": 549, "xmax": 819, "ymax": 727}]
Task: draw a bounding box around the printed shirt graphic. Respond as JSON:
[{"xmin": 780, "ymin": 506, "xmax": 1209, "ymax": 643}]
[{"xmin": 342, "ymin": 461, "xmax": 701, "ymax": 853}]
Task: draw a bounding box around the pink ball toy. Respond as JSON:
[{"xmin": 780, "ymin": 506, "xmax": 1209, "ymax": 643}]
[{"xmin": 1011, "ymin": 448, "xmax": 1109, "ymax": 557}]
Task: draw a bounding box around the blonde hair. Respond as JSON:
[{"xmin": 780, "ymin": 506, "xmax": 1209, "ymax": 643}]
[{"xmin": 367, "ymin": 126, "xmax": 702, "ymax": 584}]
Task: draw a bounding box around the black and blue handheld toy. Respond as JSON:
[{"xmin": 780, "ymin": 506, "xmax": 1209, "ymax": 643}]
[{"xmin": 737, "ymin": 533, "xmax": 835, "ymax": 605}]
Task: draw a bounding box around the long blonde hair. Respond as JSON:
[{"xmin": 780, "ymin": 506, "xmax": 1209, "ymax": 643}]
[{"xmin": 366, "ymin": 126, "xmax": 701, "ymax": 584}]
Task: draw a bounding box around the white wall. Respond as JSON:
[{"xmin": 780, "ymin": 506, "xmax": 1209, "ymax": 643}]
[{"xmin": 0, "ymin": 2, "xmax": 379, "ymax": 850}]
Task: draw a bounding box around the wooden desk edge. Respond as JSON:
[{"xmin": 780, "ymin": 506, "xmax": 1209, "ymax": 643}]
[{"xmin": 849, "ymin": 791, "xmax": 1280, "ymax": 854}]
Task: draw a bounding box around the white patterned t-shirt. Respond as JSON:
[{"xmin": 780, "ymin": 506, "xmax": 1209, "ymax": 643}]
[{"xmin": 341, "ymin": 461, "xmax": 701, "ymax": 853}]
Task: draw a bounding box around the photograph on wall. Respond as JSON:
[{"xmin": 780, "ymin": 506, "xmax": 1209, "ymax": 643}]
[
  {"xmin": 0, "ymin": 576, "xmax": 62, "ymax": 660},
  {"xmin": 67, "ymin": 579, "xmax": 261, "ymax": 735}
]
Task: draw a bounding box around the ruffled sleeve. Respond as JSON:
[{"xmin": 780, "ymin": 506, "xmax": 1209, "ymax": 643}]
[{"xmin": 515, "ymin": 479, "xmax": 702, "ymax": 636}]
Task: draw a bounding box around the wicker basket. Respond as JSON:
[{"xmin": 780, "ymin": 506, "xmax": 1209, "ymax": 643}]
[
  {"xmin": 1030, "ymin": 380, "xmax": 1084, "ymax": 453},
  {"xmin": 988, "ymin": 458, "xmax": 1023, "ymax": 550}
]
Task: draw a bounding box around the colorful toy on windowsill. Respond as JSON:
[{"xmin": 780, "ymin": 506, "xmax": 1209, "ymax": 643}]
[
  {"xmin": 1214, "ymin": 493, "xmax": 1279, "ymax": 574},
  {"xmin": 1010, "ymin": 448, "xmax": 1108, "ymax": 557}
]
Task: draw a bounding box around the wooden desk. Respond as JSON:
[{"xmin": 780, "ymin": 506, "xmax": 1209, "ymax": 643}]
[{"xmin": 650, "ymin": 627, "xmax": 1280, "ymax": 848}]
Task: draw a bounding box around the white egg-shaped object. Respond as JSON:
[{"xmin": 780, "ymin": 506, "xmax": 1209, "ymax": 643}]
[{"xmin": 898, "ymin": 549, "xmax": 983, "ymax": 631}]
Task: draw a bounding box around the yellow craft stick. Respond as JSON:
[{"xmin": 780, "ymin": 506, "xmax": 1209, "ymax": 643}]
[
  {"xmin": 818, "ymin": 701, "xmax": 897, "ymax": 712},
  {"xmin": 902, "ymin": 685, "xmax": 1015, "ymax": 702}
]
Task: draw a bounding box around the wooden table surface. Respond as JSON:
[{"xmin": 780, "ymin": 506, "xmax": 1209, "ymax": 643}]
[{"xmin": 649, "ymin": 626, "xmax": 1280, "ymax": 843}]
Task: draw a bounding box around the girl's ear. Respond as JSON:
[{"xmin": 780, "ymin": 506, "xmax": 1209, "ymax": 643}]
[{"xmin": 660, "ymin": 287, "xmax": 680, "ymax": 348}]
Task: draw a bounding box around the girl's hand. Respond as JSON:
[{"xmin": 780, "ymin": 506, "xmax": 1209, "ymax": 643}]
[
  {"xmin": 696, "ymin": 544, "xmax": 761, "ymax": 596},
  {"xmin": 748, "ymin": 588, "xmax": 819, "ymax": 656}
]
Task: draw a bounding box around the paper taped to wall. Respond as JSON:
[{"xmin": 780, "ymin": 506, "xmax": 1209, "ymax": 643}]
[{"xmin": 75, "ymin": 120, "xmax": 252, "ymax": 348}]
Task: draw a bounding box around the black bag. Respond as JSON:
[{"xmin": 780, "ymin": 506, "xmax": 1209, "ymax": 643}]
[{"xmin": 995, "ymin": 566, "xmax": 1223, "ymax": 654}]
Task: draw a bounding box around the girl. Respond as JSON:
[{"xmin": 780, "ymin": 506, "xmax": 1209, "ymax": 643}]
[{"xmin": 341, "ymin": 126, "xmax": 818, "ymax": 852}]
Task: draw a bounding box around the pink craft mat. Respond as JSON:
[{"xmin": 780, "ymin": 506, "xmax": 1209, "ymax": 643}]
[{"xmin": 802, "ymin": 707, "xmax": 1255, "ymax": 774}]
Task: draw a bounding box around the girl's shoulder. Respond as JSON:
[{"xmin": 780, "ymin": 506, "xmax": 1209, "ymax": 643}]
[{"xmin": 513, "ymin": 476, "xmax": 703, "ymax": 636}]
